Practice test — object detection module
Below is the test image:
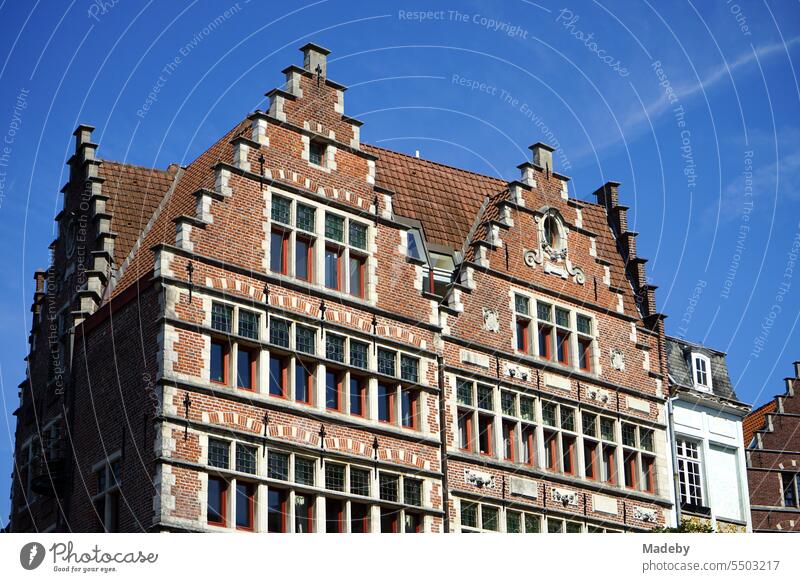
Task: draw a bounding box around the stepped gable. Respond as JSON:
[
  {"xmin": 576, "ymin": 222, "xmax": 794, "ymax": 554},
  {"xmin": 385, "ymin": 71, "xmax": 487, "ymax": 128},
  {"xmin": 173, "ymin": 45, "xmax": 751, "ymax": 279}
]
[
  {"xmin": 363, "ymin": 144, "xmax": 506, "ymax": 250},
  {"xmin": 101, "ymin": 160, "xmax": 177, "ymax": 269},
  {"xmin": 743, "ymin": 400, "xmax": 777, "ymax": 447}
]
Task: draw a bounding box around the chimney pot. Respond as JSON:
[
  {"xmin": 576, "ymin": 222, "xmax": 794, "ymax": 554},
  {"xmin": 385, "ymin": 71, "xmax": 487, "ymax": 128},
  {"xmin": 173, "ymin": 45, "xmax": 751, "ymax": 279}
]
[{"xmin": 300, "ymin": 42, "xmax": 330, "ymax": 78}]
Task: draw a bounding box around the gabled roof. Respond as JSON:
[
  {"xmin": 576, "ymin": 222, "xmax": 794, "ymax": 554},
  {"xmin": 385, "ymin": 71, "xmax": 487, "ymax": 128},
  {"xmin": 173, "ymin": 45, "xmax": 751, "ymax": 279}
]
[
  {"xmin": 666, "ymin": 336, "xmax": 739, "ymax": 402},
  {"xmin": 100, "ymin": 161, "xmax": 177, "ymax": 269},
  {"xmin": 362, "ymin": 144, "xmax": 507, "ymax": 250},
  {"xmin": 742, "ymin": 400, "xmax": 776, "ymax": 447}
]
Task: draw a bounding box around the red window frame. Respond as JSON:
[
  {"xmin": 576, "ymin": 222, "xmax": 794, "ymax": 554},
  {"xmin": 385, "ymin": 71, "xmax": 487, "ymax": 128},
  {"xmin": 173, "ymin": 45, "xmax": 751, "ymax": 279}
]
[
  {"xmin": 503, "ymin": 421, "xmax": 516, "ymax": 462},
  {"xmin": 235, "ymin": 482, "xmax": 255, "ymax": 531},
  {"xmin": 349, "ymin": 253, "xmax": 366, "ymax": 298},
  {"xmin": 295, "ymin": 360, "xmax": 314, "ymax": 405},
  {"xmin": 271, "ymin": 228, "xmax": 289, "ymax": 275},
  {"xmin": 349, "ymin": 376, "xmax": 366, "ymax": 417},
  {"xmin": 210, "ymin": 340, "xmax": 229, "ymax": 385},
  {"xmin": 401, "ymin": 389, "xmax": 418, "ymax": 430},
  {"xmin": 236, "ymin": 347, "xmax": 257, "ymax": 391},
  {"xmin": 522, "ymin": 426, "xmax": 535, "ymax": 466},
  {"xmin": 268, "ymin": 355, "xmax": 288, "ymax": 399},
  {"xmin": 538, "ymin": 326, "xmax": 553, "ymax": 360},
  {"xmin": 207, "ymin": 476, "xmax": 227, "ymax": 527},
  {"xmin": 294, "ymin": 494, "xmax": 314, "ymax": 533},
  {"xmin": 562, "ymin": 436, "xmax": 576, "ymax": 475},
  {"xmin": 295, "ymin": 236, "xmax": 314, "ymax": 282},
  {"xmin": 624, "ymin": 450, "xmax": 638, "ymax": 490},
  {"xmin": 556, "ymin": 330, "xmax": 571, "ymax": 366},
  {"xmin": 584, "ymin": 441, "xmax": 598, "ymax": 481},
  {"xmin": 578, "ymin": 337, "xmax": 592, "ymax": 372},
  {"xmin": 478, "ymin": 414, "xmax": 493, "ymax": 457},
  {"xmin": 326, "ymin": 369, "xmax": 343, "ymax": 411},
  {"xmin": 458, "ymin": 410, "xmax": 473, "ymax": 452},
  {"xmin": 544, "ymin": 431, "xmax": 558, "ymax": 471},
  {"xmin": 516, "ymin": 319, "xmax": 530, "ymax": 353},
  {"xmin": 380, "ymin": 508, "xmax": 399, "ymax": 533},
  {"xmin": 404, "ymin": 512, "xmax": 422, "ymax": 533},
  {"xmin": 603, "ymin": 445, "xmax": 617, "ymax": 485},
  {"xmin": 267, "ymin": 488, "xmax": 288, "ymax": 533}
]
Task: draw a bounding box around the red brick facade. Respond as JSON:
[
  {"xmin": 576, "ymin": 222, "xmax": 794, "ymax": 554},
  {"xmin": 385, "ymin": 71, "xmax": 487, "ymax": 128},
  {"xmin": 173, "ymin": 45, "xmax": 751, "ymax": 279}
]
[
  {"xmin": 9, "ymin": 43, "xmax": 673, "ymax": 533},
  {"xmin": 745, "ymin": 362, "xmax": 800, "ymax": 532}
]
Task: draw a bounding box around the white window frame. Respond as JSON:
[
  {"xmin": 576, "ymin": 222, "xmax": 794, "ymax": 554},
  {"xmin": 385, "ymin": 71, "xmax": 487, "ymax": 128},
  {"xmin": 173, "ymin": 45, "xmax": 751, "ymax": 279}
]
[
  {"xmin": 691, "ymin": 352, "xmax": 713, "ymax": 392},
  {"xmin": 676, "ymin": 438, "xmax": 705, "ymax": 507}
]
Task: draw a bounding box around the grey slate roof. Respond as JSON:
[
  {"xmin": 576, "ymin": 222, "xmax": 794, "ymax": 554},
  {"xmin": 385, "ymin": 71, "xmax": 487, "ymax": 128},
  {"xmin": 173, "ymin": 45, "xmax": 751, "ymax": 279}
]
[{"xmin": 665, "ymin": 336, "xmax": 740, "ymax": 402}]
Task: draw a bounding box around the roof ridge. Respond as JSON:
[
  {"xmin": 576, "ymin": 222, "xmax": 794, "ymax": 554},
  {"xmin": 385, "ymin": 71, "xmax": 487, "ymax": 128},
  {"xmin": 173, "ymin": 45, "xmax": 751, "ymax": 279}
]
[
  {"xmin": 100, "ymin": 158, "xmax": 175, "ymax": 174},
  {"xmin": 363, "ymin": 143, "xmax": 507, "ymax": 184}
]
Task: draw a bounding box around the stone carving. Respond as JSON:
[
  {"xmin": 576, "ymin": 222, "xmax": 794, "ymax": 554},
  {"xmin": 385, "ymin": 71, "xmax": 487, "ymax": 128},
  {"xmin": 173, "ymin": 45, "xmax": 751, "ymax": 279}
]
[
  {"xmin": 634, "ymin": 507, "xmax": 657, "ymax": 523},
  {"xmin": 551, "ymin": 487, "xmax": 578, "ymax": 507},
  {"xmin": 610, "ymin": 348, "xmax": 626, "ymax": 371},
  {"xmin": 465, "ymin": 469, "xmax": 494, "ymax": 489},
  {"xmin": 524, "ymin": 209, "xmax": 584, "ymax": 285},
  {"xmin": 587, "ymin": 386, "xmax": 610, "ymax": 404},
  {"xmin": 504, "ymin": 363, "xmax": 531, "ymax": 381},
  {"xmin": 482, "ymin": 308, "xmax": 500, "ymax": 333}
]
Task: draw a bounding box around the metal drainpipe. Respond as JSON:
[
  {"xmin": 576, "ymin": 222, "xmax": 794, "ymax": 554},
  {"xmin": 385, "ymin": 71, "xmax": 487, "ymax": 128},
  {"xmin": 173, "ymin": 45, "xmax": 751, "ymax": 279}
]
[
  {"xmin": 667, "ymin": 394, "xmax": 682, "ymax": 528},
  {"xmin": 436, "ymin": 354, "xmax": 450, "ymax": 533}
]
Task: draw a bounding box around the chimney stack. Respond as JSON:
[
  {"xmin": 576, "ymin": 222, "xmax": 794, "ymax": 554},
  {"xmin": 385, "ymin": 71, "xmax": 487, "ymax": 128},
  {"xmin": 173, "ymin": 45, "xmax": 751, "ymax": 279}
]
[
  {"xmin": 301, "ymin": 42, "xmax": 330, "ymax": 78},
  {"xmin": 530, "ymin": 142, "xmax": 555, "ymax": 175}
]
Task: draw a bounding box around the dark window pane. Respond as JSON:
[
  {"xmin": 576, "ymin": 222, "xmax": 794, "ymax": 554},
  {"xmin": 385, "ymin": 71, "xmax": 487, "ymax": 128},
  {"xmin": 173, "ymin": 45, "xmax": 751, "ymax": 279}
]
[
  {"xmin": 238, "ymin": 310, "xmax": 259, "ymax": 339},
  {"xmin": 310, "ymin": 142, "xmax": 325, "ymax": 166},
  {"xmin": 208, "ymin": 439, "xmax": 229, "ymax": 469},
  {"xmin": 482, "ymin": 506, "xmax": 499, "ymax": 531},
  {"xmin": 267, "ymin": 451, "xmax": 289, "ymax": 480},
  {"xmin": 211, "ymin": 303, "xmax": 232, "ymax": 332},
  {"xmin": 377, "ymin": 349, "xmax": 396, "ymax": 376},
  {"xmin": 378, "ymin": 384, "xmax": 393, "ymax": 422},
  {"xmin": 235, "ymin": 444, "xmax": 257, "ymax": 474},
  {"xmin": 295, "ymin": 362, "xmax": 312, "ymax": 404},
  {"xmin": 537, "ymin": 302, "xmax": 552, "ymax": 322},
  {"xmin": 520, "ymin": 397, "xmax": 535, "ymax": 421},
  {"xmin": 477, "ymin": 384, "xmax": 493, "ymax": 411},
  {"xmin": 478, "ymin": 416, "xmax": 493, "ymax": 455},
  {"xmin": 404, "ymin": 512, "xmax": 422, "ymax": 533},
  {"xmin": 561, "ymin": 407, "xmax": 575, "ymax": 432},
  {"xmin": 350, "ymin": 341, "xmax": 368, "ymax": 369},
  {"xmin": 325, "ymin": 463, "xmax": 345, "ymax": 491},
  {"xmin": 351, "ymin": 503, "xmax": 369, "ymax": 533},
  {"xmin": 326, "ymin": 334, "xmax": 345, "ymax": 362},
  {"xmin": 542, "ymin": 403, "xmax": 557, "ymax": 427},
  {"xmin": 296, "ymin": 238, "xmax": 312, "ymax": 281},
  {"xmin": 270, "ymin": 231, "xmax": 286, "ymax": 273},
  {"xmin": 555, "ymin": 307, "xmax": 570, "ymax": 327},
  {"xmin": 401, "ymin": 389, "xmax": 417, "ymax": 429},
  {"xmin": 456, "ymin": 379, "xmax": 473, "ymax": 406},
  {"xmin": 501, "ymin": 391, "xmax": 516, "ymax": 416},
  {"xmin": 515, "ymin": 294, "xmax": 530, "ymax": 315},
  {"xmin": 379, "ymin": 473, "xmax": 399, "ymax": 502},
  {"xmin": 400, "ymin": 355, "xmax": 419, "ymax": 383},
  {"xmin": 210, "ymin": 341, "xmax": 226, "ymax": 383},
  {"xmin": 349, "ymin": 222, "xmax": 367, "ymax": 249},
  {"xmin": 269, "ymin": 356, "xmax": 286, "ymax": 397},
  {"xmin": 267, "ymin": 488, "xmax": 287, "ymax": 532},
  {"xmin": 269, "ymin": 318, "xmax": 290, "ymax": 347},
  {"xmin": 348, "ymin": 255, "xmax": 365, "ymax": 298},
  {"xmin": 349, "ymin": 377, "xmax": 365, "ymax": 416},
  {"xmin": 326, "ymin": 371, "xmax": 341, "ymax": 410},
  {"xmin": 235, "ymin": 482, "xmax": 254, "ymax": 529},
  {"xmin": 207, "ymin": 477, "xmax": 226, "ymax": 525},
  {"xmin": 577, "ymin": 314, "xmax": 592, "ymax": 334},
  {"xmin": 380, "ymin": 508, "xmax": 399, "ymax": 533},
  {"xmin": 294, "ymin": 494, "xmax": 313, "ymax": 533},
  {"xmin": 294, "ymin": 457, "xmax": 315, "ymax": 486},
  {"xmin": 325, "ymin": 248, "xmax": 340, "ymax": 290},
  {"xmin": 237, "ymin": 349, "xmax": 253, "ymax": 390},
  {"xmin": 325, "ymin": 498, "xmax": 343, "ymax": 533},
  {"xmin": 460, "ymin": 502, "xmax": 477, "ymax": 528}
]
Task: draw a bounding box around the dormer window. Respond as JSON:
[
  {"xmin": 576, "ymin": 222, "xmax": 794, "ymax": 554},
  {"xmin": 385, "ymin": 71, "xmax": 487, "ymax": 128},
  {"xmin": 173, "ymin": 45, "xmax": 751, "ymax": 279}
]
[
  {"xmin": 407, "ymin": 229, "xmax": 424, "ymax": 261},
  {"xmin": 309, "ymin": 140, "xmax": 326, "ymax": 167},
  {"xmin": 691, "ymin": 353, "xmax": 712, "ymax": 392}
]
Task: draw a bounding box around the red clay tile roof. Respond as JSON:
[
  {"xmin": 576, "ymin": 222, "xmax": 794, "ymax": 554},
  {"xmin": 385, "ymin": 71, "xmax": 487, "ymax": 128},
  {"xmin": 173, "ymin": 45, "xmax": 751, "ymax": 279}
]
[
  {"xmin": 743, "ymin": 400, "xmax": 777, "ymax": 446},
  {"xmin": 101, "ymin": 161, "xmax": 177, "ymax": 269},
  {"xmin": 363, "ymin": 144, "xmax": 507, "ymax": 249}
]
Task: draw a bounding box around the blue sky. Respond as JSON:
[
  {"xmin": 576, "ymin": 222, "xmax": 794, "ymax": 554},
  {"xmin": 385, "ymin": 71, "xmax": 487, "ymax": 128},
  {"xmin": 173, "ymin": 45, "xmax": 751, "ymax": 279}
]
[{"xmin": 0, "ymin": 0, "xmax": 798, "ymax": 525}]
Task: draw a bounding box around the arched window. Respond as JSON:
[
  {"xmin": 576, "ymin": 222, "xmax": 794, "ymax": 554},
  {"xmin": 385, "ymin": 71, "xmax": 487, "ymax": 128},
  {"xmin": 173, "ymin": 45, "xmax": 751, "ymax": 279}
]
[{"xmin": 543, "ymin": 216, "xmax": 559, "ymax": 249}]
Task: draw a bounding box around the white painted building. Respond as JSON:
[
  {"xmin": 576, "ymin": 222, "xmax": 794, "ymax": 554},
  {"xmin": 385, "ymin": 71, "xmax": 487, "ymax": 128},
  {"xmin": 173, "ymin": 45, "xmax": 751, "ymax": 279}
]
[{"xmin": 665, "ymin": 337, "xmax": 752, "ymax": 532}]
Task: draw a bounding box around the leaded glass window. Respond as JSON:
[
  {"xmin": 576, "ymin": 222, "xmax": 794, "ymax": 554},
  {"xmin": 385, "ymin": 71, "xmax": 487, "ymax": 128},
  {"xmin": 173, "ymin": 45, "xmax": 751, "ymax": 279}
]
[
  {"xmin": 269, "ymin": 318, "xmax": 290, "ymax": 347},
  {"xmin": 211, "ymin": 303, "xmax": 232, "ymax": 333},
  {"xmin": 577, "ymin": 314, "xmax": 592, "ymax": 335},
  {"xmin": 349, "ymin": 222, "xmax": 368, "ymax": 250},
  {"xmin": 477, "ymin": 384, "xmax": 493, "ymax": 411},
  {"xmin": 294, "ymin": 457, "xmax": 315, "ymax": 486},
  {"xmin": 325, "ymin": 463, "xmax": 345, "ymax": 491},
  {"xmin": 542, "ymin": 402, "xmax": 557, "ymax": 427},
  {"xmin": 506, "ymin": 510, "xmax": 521, "ymax": 533},
  {"xmin": 600, "ymin": 417, "xmax": 615, "ymax": 441},
  {"xmin": 400, "ymin": 355, "xmax": 419, "ymax": 383},
  {"xmin": 296, "ymin": 325, "xmax": 316, "ymax": 355},
  {"xmin": 238, "ymin": 310, "xmax": 259, "ymax": 340},
  {"xmin": 208, "ymin": 438, "xmax": 229, "ymax": 469},
  {"xmin": 404, "ymin": 478, "xmax": 422, "ymax": 507},
  {"xmin": 350, "ymin": 341, "xmax": 368, "ymax": 369},
  {"xmin": 582, "ymin": 413, "xmax": 597, "ymax": 437},
  {"xmin": 520, "ymin": 396, "xmax": 535, "ymax": 421},
  {"xmin": 622, "ymin": 424, "xmax": 637, "ymax": 447},
  {"xmin": 379, "ymin": 473, "xmax": 399, "ymax": 502},
  {"xmin": 561, "ymin": 407, "xmax": 575, "ymax": 432},
  {"xmin": 377, "ymin": 348, "xmax": 396, "ymax": 376},
  {"xmin": 501, "ymin": 391, "xmax": 516, "ymax": 416},
  {"xmin": 537, "ymin": 302, "xmax": 552, "ymax": 322},
  {"xmin": 482, "ymin": 506, "xmax": 499, "ymax": 531},
  {"xmin": 267, "ymin": 451, "xmax": 289, "ymax": 480},
  {"xmin": 456, "ymin": 379, "xmax": 473, "ymax": 406},
  {"xmin": 325, "ymin": 214, "xmax": 344, "ymax": 242},
  {"xmin": 555, "ymin": 307, "xmax": 570, "ymax": 327},
  {"xmin": 326, "ymin": 334, "xmax": 345, "ymax": 363},
  {"xmin": 461, "ymin": 502, "xmax": 477, "ymax": 528},
  {"xmin": 640, "ymin": 429, "xmax": 654, "ymax": 452},
  {"xmin": 236, "ymin": 444, "xmax": 257, "ymax": 474},
  {"xmin": 271, "ymin": 195, "xmax": 291, "ymax": 225},
  {"xmin": 515, "ymin": 294, "xmax": 530, "ymax": 316},
  {"xmin": 296, "ymin": 203, "xmax": 316, "ymax": 233},
  {"xmin": 350, "ymin": 468, "xmax": 371, "ymax": 497}
]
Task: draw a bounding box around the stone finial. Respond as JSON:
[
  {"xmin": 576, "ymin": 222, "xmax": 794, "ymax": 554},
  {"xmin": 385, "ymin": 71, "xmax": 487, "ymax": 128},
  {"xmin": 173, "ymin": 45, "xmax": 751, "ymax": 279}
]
[{"xmin": 300, "ymin": 42, "xmax": 330, "ymax": 77}]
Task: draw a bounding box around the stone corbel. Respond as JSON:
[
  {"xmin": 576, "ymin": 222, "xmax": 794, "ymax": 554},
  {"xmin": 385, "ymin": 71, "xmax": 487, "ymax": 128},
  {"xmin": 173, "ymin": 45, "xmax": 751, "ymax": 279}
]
[
  {"xmin": 465, "ymin": 469, "xmax": 494, "ymax": 489},
  {"xmin": 551, "ymin": 487, "xmax": 578, "ymax": 507}
]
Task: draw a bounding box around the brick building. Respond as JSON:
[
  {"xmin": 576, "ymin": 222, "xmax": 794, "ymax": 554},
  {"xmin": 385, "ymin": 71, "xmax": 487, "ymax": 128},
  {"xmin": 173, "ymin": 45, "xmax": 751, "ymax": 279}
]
[
  {"xmin": 744, "ymin": 362, "xmax": 800, "ymax": 532},
  {"xmin": 9, "ymin": 43, "xmax": 674, "ymax": 533}
]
